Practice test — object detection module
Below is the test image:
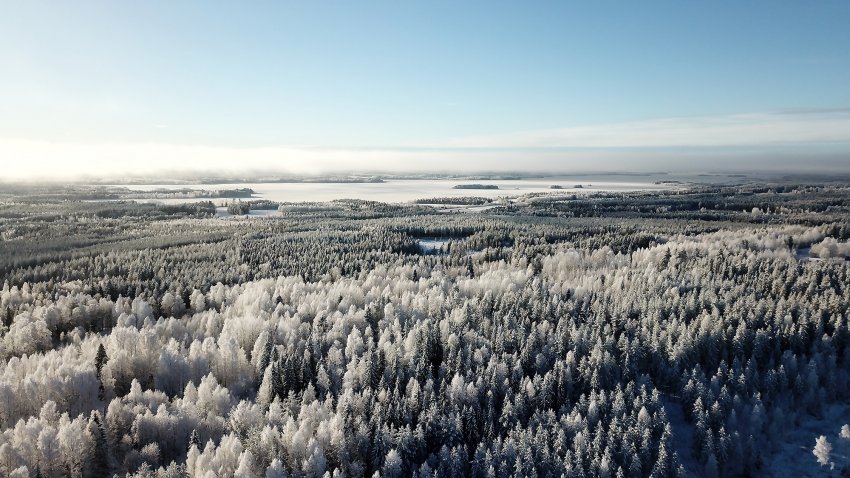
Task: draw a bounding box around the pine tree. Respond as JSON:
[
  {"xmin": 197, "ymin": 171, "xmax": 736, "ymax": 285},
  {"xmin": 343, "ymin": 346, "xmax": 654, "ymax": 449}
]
[
  {"xmin": 257, "ymin": 332, "xmax": 274, "ymax": 374},
  {"xmin": 95, "ymin": 343, "xmax": 109, "ymax": 401},
  {"xmin": 3, "ymin": 307, "xmax": 13, "ymax": 328},
  {"xmin": 95, "ymin": 343, "xmax": 109, "ymax": 378},
  {"xmin": 189, "ymin": 429, "xmax": 200, "ymax": 452},
  {"xmin": 89, "ymin": 411, "xmax": 110, "ymax": 478}
]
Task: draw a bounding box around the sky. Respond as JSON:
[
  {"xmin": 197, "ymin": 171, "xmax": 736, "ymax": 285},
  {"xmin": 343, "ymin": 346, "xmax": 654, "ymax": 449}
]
[{"xmin": 1, "ymin": 1, "xmax": 849, "ymax": 179}]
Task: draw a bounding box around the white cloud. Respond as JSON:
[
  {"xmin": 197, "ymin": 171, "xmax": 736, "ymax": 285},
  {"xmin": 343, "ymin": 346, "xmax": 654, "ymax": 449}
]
[
  {"xmin": 1, "ymin": 110, "xmax": 849, "ymax": 180},
  {"xmin": 0, "ymin": 140, "xmax": 484, "ymax": 180},
  {"xmin": 443, "ymin": 110, "xmax": 850, "ymax": 148}
]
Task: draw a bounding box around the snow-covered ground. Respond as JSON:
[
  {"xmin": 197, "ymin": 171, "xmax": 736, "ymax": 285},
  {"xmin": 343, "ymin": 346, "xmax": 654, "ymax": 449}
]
[
  {"xmin": 796, "ymin": 248, "xmax": 814, "ymax": 261},
  {"xmin": 795, "ymin": 247, "xmax": 850, "ymax": 263},
  {"xmin": 214, "ymin": 207, "xmax": 282, "ymax": 218},
  {"xmin": 662, "ymin": 396, "xmax": 700, "ymax": 477},
  {"xmin": 764, "ymin": 404, "xmax": 850, "ymax": 477},
  {"xmin": 662, "ymin": 397, "xmax": 850, "ymax": 477},
  {"xmin": 247, "ymin": 209, "xmax": 282, "ymax": 217},
  {"xmin": 417, "ymin": 238, "xmax": 452, "ymax": 254}
]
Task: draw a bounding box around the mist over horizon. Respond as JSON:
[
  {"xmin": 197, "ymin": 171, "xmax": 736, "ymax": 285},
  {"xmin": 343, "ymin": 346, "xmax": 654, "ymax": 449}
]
[
  {"xmin": 3, "ymin": 108, "xmax": 848, "ymax": 181},
  {"xmin": 3, "ymin": 128, "xmax": 849, "ymax": 182},
  {"xmin": 7, "ymin": 159, "xmax": 850, "ymax": 184},
  {"xmin": 3, "ymin": 2, "xmax": 849, "ymax": 181}
]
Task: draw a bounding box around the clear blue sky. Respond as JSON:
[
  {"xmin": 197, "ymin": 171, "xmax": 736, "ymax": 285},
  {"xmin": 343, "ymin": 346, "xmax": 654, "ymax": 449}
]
[{"xmin": 1, "ymin": 1, "xmax": 849, "ymax": 177}]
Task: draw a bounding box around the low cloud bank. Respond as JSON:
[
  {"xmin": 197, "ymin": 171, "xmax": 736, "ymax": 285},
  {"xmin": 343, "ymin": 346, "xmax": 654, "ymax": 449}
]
[{"xmin": 2, "ymin": 109, "xmax": 849, "ymax": 180}]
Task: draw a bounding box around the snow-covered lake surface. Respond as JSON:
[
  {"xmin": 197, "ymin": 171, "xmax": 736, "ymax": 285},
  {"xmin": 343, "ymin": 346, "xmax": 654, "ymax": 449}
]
[{"xmin": 104, "ymin": 176, "xmax": 697, "ymax": 204}]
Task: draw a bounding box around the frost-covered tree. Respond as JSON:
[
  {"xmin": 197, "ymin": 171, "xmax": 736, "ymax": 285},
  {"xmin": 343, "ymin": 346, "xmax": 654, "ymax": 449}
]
[
  {"xmin": 814, "ymin": 435, "xmax": 833, "ymax": 468},
  {"xmin": 0, "ymin": 184, "xmax": 849, "ymax": 476}
]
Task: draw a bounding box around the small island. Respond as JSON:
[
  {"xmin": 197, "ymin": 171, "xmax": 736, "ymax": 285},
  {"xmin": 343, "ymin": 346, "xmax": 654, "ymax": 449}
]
[
  {"xmin": 453, "ymin": 184, "xmax": 499, "ymax": 190},
  {"xmin": 550, "ymin": 185, "xmax": 565, "ymax": 189}
]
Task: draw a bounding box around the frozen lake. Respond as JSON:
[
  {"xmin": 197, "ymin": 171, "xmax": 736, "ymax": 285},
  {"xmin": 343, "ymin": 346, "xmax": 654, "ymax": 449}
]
[{"xmin": 106, "ymin": 176, "xmax": 689, "ymax": 204}]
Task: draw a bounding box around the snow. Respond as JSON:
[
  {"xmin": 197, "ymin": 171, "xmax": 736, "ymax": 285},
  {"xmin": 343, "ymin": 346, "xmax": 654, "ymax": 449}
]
[
  {"xmin": 796, "ymin": 247, "xmax": 813, "ymax": 260},
  {"xmin": 215, "ymin": 207, "xmax": 281, "ymax": 219},
  {"xmin": 103, "ymin": 176, "xmax": 683, "ymax": 204},
  {"xmin": 417, "ymin": 238, "xmax": 452, "ymax": 254},
  {"xmin": 795, "ymin": 247, "xmax": 850, "ymax": 263},
  {"xmin": 795, "ymin": 247, "xmax": 826, "ymax": 262},
  {"xmin": 662, "ymin": 396, "xmax": 700, "ymax": 477},
  {"xmin": 656, "ymin": 396, "xmax": 850, "ymax": 477},
  {"xmin": 247, "ymin": 209, "xmax": 281, "ymax": 217},
  {"xmin": 764, "ymin": 403, "xmax": 850, "ymax": 477}
]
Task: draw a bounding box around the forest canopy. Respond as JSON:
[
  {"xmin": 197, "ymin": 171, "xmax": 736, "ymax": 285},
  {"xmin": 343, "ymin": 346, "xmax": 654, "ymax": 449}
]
[{"xmin": 0, "ymin": 183, "xmax": 849, "ymax": 477}]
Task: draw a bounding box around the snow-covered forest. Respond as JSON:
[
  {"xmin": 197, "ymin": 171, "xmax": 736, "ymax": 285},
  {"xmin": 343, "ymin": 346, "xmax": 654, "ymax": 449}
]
[{"xmin": 1, "ymin": 183, "xmax": 850, "ymax": 477}]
